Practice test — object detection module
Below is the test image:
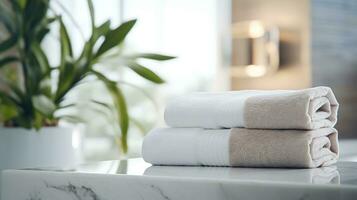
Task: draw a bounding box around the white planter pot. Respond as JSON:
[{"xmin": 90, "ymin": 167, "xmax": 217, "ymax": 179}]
[{"xmin": 0, "ymin": 127, "xmax": 80, "ymax": 170}]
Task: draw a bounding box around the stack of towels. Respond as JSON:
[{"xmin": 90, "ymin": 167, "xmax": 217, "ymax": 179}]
[{"xmin": 142, "ymin": 87, "xmax": 339, "ymax": 168}]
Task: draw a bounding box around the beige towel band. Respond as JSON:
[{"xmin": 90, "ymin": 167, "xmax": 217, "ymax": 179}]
[{"xmin": 229, "ymin": 128, "xmax": 339, "ymax": 168}]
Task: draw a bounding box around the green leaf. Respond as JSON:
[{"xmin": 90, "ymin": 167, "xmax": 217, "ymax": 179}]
[
  {"xmin": 0, "ymin": 88, "xmax": 21, "ymax": 106},
  {"xmin": 131, "ymin": 53, "xmax": 176, "ymax": 61},
  {"xmin": 31, "ymin": 42, "xmax": 50, "ymax": 75},
  {"xmin": 92, "ymin": 20, "xmax": 111, "ymax": 42},
  {"xmin": 0, "ymin": 95, "xmax": 19, "ymax": 122},
  {"xmin": 32, "ymin": 95, "xmax": 56, "ymax": 117},
  {"xmin": 55, "ymin": 62, "xmax": 77, "ymax": 103},
  {"xmin": 96, "ymin": 19, "xmax": 137, "ymax": 57},
  {"xmin": 0, "ymin": 104, "xmax": 18, "ymax": 122},
  {"xmin": 33, "ymin": 111, "xmax": 44, "ymax": 130},
  {"xmin": 35, "ymin": 16, "xmax": 57, "ymax": 41},
  {"xmin": 0, "ymin": 56, "xmax": 19, "ymax": 68},
  {"xmin": 24, "ymin": 0, "xmax": 49, "ymax": 32},
  {"xmin": 0, "ymin": 35, "xmax": 18, "ymax": 53},
  {"xmin": 55, "ymin": 19, "xmax": 75, "ymax": 102},
  {"xmin": 126, "ymin": 62, "xmax": 164, "ymax": 84},
  {"xmin": 92, "ymin": 70, "xmax": 129, "ymax": 153},
  {"xmin": 36, "ymin": 27, "xmax": 50, "ymax": 42},
  {"xmin": 74, "ymin": 41, "xmax": 91, "ymax": 73},
  {"xmin": 87, "ymin": 0, "xmax": 95, "ymax": 30},
  {"xmin": 59, "ymin": 19, "xmax": 73, "ymax": 58},
  {"xmin": 0, "ymin": 79, "xmax": 24, "ymax": 103},
  {"xmin": 8, "ymin": 0, "xmax": 21, "ymax": 12},
  {"xmin": 13, "ymin": 115, "xmax": 32, "ymax": 129},
  {"xmin": 17, "ymin": 0, "xmax": 27, "ymax": 10},
  {"xmin": 39, "ymin": 78, "xmax": 52, "ymax": 97}
]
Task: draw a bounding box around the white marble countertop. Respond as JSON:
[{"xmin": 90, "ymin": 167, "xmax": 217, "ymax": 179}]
[{"xmin": 1, "ymin": 158, "xmax": 357, "ymax": 200}]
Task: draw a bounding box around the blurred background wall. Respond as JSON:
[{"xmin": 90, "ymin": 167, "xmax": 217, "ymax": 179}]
[
  {"xmin": 231, "ymin": 0, "xmax": 357, "ymax": 138},
  {"xmin": 310, "ymin": 0, "xmax": 357, "ymax": 138},
  {"xmin": 231, "ymin": 0, "xmax": 311, "ymax": 90}
]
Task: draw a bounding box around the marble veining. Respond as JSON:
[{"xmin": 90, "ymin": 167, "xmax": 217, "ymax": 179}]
[
  {"xmin": 45, "ymin": 182, "xmax": 102, "ymax": 200},
  {"xmin": 1, "ymin": 158, "xmax": 357, "ymax": 200},
  {"xmin": 25, "ymin": 181, "xmax": 104, "ymax": 200},
  {"xmin": 148, "ymin": 184, "xmax": 170, "ymax": 200}
]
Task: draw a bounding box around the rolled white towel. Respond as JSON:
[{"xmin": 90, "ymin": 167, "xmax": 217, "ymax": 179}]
[
  {"xmin": 164, "ymin": 86, "xmax": 339, "ymax": 130},
  {"xmin": 142, "ymin": 127, "xmax": 339, "ymax": 168}
]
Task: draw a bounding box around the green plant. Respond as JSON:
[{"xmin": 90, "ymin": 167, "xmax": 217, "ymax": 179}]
[{"xmin": 0, "ymin": 0, "xmax": 174, "ymax": 153}]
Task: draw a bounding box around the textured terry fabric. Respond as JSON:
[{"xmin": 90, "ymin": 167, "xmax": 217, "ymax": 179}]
[
  {"xmin": 244, "ymin": 87, "xmax": 339, "ymax": 130},
  {"xmin": 164, "ymin": 91, "xmax": 252, "ymax": 128},
  {"xmin": 164, "ymin": 86, "xmax": 338, "ymax": 130},
  {"xmin": 142, "ymin": 128, "xmax": 230, "ymax": 166},
  {"xmin": 229, "ymin": 128, "xmax": 339, "ymax": 168},
  {"xmin": 142, "ymin": 128, "xmax": 338, "ymax": 168}
]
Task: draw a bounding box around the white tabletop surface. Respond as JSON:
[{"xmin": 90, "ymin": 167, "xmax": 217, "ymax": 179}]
[{"xmin": 1, "ymin": 158, "xmax": 357, "ymax": 200}]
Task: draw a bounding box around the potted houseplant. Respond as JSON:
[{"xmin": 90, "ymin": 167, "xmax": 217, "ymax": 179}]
[{"xmin": 0, "ymin": 0, "xmax": 174, "ymax": 169}]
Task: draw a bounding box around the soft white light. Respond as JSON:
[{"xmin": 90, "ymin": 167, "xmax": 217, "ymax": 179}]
[
  {"xmin": 245, "ymin": 65, "xmax": 267, "ymax": 77},
  {"xmin": 249, "ymin": 21, "xmax": 265, "ymax": 38}
]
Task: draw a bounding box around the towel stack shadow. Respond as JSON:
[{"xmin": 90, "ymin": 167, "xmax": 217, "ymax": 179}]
[{"xmin": 142, "ymin": 87, "xmax": 339, "ymax": 168}]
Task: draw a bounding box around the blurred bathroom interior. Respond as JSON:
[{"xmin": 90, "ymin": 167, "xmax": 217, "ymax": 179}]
[{"xmin": 1, "ymin": 0, "xmax": 356, "ymax": 162}]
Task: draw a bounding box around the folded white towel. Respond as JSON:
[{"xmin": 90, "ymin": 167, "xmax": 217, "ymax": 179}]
[
  {"xmin": 142, "ymin": 128, "xmax": 339, "ymax": 168},
  {"xmin": 164, "ymin": 87, "xmax": 339, "ymax": 130}
]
